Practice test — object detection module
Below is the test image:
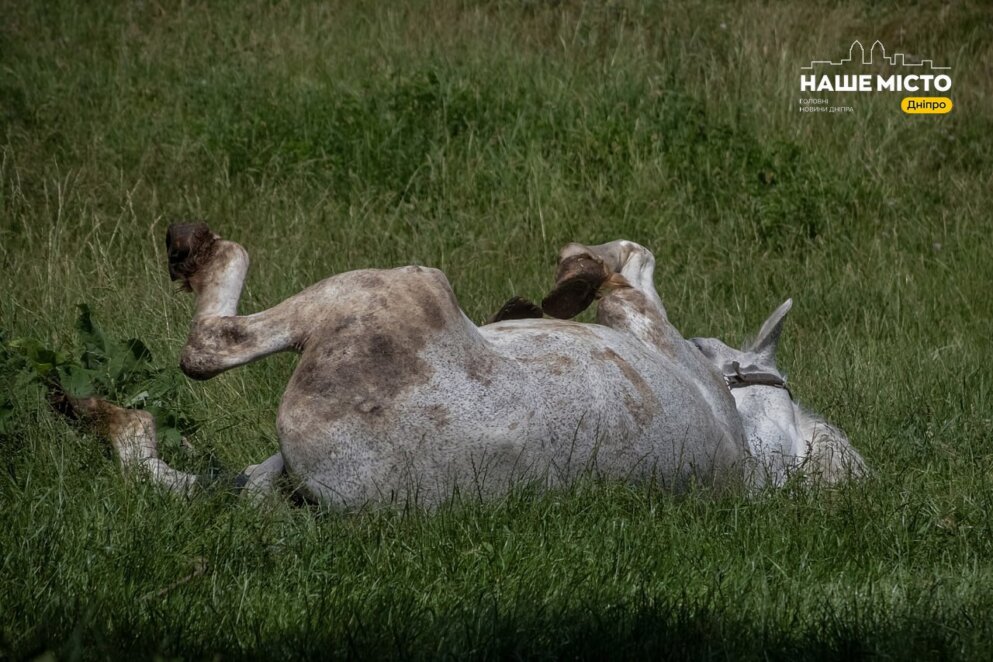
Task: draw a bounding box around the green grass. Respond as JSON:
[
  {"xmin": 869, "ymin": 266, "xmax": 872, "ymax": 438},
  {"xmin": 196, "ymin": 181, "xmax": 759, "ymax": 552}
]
[{"xmin": 3, "ymin": 0, "xmax": 993, "ymax": 658}]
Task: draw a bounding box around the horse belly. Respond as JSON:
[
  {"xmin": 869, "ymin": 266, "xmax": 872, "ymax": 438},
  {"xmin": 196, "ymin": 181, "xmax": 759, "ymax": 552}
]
[
  {"xmin": 275, "ymin": 367, "xmax": 538, "ymax": 507},
  {"xmin": 482, "ymin": 321, "xmax": 748, "ymax": 487}
]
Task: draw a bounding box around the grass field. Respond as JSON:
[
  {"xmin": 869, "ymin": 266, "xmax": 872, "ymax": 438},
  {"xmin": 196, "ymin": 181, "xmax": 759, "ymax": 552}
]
[{"xmin": 3, "ymin": 1, "xmax": 993, "ymax": 658}]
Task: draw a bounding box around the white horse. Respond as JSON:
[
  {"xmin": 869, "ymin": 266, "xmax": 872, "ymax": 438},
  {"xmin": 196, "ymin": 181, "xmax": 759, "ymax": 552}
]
[{"xmin": 59, "ymin": 226, "xmax": 863, "ymax": 506}]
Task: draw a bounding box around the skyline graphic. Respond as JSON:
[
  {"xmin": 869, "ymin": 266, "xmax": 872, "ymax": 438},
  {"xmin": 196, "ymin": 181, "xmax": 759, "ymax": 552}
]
[{"xmin": 801, "ymin": 40, "xmax": 950, "ymax": 70}]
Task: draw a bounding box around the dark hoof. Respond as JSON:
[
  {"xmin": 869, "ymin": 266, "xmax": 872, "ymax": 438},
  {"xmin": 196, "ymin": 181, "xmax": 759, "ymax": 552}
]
[
  {"xmin": 45, "ymin": 376, "xmax": 89, "ymax": 424},
  {"xmin": 541, "ymin": 254, "xmax": 610, "ymax": 319},
  {"xmin": 47, "ymin": 390, "xmax": 121, "ymax": 437},
  {"xmin": 232, "ymin": 472, "xmax": 250, "ymax": 490},
  {"xmin": 47, "ymin": 381, "xmax": 77, "ymax": 421},
  {"xmin": 166, "ymin": 222, "xmax": 217, "ymax": 290},
  {"xmin": 485, "ymin": 296, "xmax": 544, "ymax": 324}
]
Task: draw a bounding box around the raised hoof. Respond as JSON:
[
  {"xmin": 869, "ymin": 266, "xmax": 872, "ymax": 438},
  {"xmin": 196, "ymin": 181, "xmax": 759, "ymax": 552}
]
[
  {"xmin": 166, "ymin": 222, "xmax": 218, "ymax": 290},
  {"xmin": 541, "ymin": 253, "xmax": 611, "ymax": 319},
  {"xmin": 485, "ymin": 296, "xmax": 544, "ymax": 324}
]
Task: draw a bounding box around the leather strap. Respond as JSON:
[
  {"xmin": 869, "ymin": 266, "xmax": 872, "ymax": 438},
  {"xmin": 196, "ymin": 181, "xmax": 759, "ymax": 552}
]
[{"xmin": 724, "ymin": 361, "xmax": 792, "ymax": 398}]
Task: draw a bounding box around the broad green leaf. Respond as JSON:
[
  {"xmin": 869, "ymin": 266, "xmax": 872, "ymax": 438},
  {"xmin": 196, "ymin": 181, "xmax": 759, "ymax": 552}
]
[
  {"xmin": 157, "ymin": 425, "xmax": 184, "ymax": 454},
  {"xmin": 75, "ymin": 303, "xmax": 108, "ymax": 369},
  {"xmin": 58, "ymin": 365, "xmax": 94, "ymax": 398},
  {"xmin": 125, "ymin": 338, "xmax": 153, "ymax": 364}
]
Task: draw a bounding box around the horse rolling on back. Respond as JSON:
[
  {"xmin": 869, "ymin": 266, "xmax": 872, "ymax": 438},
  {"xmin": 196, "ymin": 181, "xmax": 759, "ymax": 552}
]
[{"xmin": 57, "ymin": 225, "xmax": 863, "ymax": 507}]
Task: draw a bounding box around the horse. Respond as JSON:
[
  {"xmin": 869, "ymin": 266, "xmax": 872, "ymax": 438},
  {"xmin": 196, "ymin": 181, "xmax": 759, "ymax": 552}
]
[{"xmin": 58, "ymin": 226, "xmax": 863, "ymax": 506}]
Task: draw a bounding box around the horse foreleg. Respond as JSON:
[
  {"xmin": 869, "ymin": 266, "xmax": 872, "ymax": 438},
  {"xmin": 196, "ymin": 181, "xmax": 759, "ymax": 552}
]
[{"xmin": 541, "ymin": 240, "xmax": 678, "ymax": 354}]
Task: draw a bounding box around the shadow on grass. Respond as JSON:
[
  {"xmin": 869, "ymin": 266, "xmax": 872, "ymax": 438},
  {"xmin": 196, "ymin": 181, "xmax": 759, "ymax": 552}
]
[{"xmin": 21, "ymin": 596, "xmax": 967, "ymax": 660}]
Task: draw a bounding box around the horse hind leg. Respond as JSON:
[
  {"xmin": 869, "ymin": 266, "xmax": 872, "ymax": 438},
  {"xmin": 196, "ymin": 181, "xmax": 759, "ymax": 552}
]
[
  {"xmin": 43, "ymin": 224, "xmax": 313, "ymax": 498},
  {"xmin": 53, "ymin": 392, "xmax": 290, "ymax": 499},
  {"xmin": 234, "ymin": 452, "xmax": 286, "ymax": 500},
  {"xmin": 53, "ymin": 393, "xmax": 199, "ymax": 494},
  {"xmin": 166, "ymin": 223, "xmax": 302, "ymax": 380}
]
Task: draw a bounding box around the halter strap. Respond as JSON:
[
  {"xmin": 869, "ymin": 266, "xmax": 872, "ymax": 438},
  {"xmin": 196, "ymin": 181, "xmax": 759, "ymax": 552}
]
[{"xmin": 724, "ymin": 361, "xmax": 793, "ymax": 398}]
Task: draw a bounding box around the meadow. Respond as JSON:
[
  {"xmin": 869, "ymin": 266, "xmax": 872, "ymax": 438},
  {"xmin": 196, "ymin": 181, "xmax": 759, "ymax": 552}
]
[{"xmin": 2, "ymin": 1, "xmax": 993, "ymax": 658}]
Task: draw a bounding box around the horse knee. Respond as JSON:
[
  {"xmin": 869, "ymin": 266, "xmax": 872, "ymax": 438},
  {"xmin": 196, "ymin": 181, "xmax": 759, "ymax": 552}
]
[{"xmin": 543, "ymin": 240, "xmax": 660, "ymax": 320}]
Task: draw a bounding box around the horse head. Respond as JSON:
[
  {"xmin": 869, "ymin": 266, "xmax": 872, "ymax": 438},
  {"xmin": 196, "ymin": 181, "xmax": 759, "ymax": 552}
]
[{"xmin": 690, "ymin": 299, "xmax": 804, "ymax": 486}]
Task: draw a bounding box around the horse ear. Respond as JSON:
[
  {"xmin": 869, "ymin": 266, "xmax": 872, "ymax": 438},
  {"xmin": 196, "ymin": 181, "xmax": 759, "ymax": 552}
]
[{"xmin": 744, "ymin": 298, "xmax": 793, "ymax": 365}]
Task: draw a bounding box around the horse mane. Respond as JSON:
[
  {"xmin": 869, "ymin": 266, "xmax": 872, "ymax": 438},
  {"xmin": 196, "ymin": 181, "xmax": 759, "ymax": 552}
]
[{"xmin": 793, "ymin": 403, "xmax": 868, "ymax": 483}]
